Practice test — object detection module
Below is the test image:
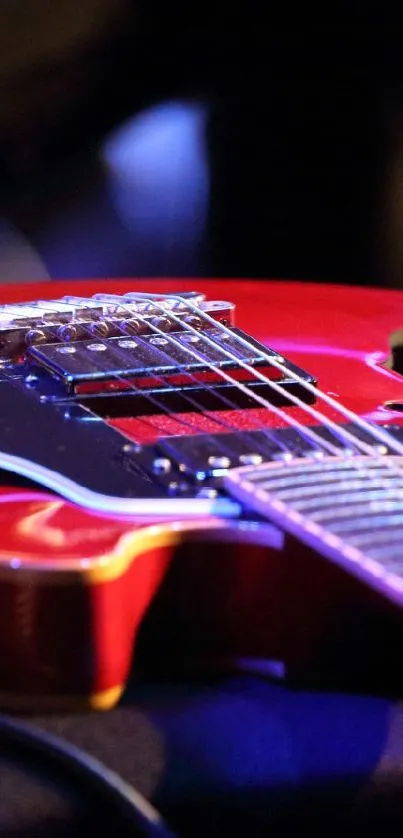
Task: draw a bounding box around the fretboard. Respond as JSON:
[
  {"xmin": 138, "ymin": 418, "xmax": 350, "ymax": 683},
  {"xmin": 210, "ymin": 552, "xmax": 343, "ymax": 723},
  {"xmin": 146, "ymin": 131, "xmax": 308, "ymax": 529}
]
[{"xmin": 224, "ymin": 455, "xmax": 403, "ymax": 606}]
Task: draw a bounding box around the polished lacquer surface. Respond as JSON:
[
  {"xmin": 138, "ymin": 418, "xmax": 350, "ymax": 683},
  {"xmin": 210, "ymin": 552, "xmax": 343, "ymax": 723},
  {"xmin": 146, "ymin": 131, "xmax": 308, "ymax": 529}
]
[{"xmin": 1, "ymin": 278, "xmax": 403, "ymax": 710}]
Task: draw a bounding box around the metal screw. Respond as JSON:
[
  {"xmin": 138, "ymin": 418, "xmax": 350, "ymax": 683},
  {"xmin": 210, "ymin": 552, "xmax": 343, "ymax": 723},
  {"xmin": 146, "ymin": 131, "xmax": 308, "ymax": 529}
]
[
  {"xmin": 122, "ymin": 318, "xmax": 141, "ymax": 335},
  {"xmin": 180, "ymin": 334, "xmax": 200, "ymax": 343},
  {"xmin": 211, "ymin": 330, "xmax": 230, "ymax": 340},
  {"xmin": 117, "ymin": 339, "xmax": 138, "ymax": 349},
  {"xmin": 58, "ymin": 324, "xmax": 78, "ymax": 342},
  {"xmin": 26, "ymin": 329, "xmax": 47, "ymax": 345},
  {"xmin": 149, "ymin": 337, "xmax": 169, "ymax": 346},
  {"xmin": 184, "ymin": 315, "xmax": 203, "ymax": 330},
  {"xmin": 239, "ymin": 453, "xmax": 263, "ymax": 466},
  {"xmin": 151, "ymin": 316, "xmax": 171, "ymax": 332},
  {"xmin": 153, "ymin": 457, "xmax": 172, "ymax": 474},
  {"xmin": 273, "ymin": 451, "xmax": 293, "ymax": 462},
  {"xmin": 90, "ymin": 322, "xmax": 109, "ymax": 338},
  {"xmin": 87, "ymin": 343, "xmax": 107, "ymax": 352},
  {"xmin": 372, "ymin": 444, "xmax": 388, "ymax": 455},
  {"xmin": 197, "ymin": 487, "xmax": 218, "ymax": 499},
  {"xmin": 24, "ymin": 374, "xmax": 38, "ymax": 386},
  {"xmin": 207, "ymin": 455, "xmax": 231, "ymax": 470},
  {"xmin": 57, "ymin": 345, "xmax": 77, "ymax": 354},
  {"xmin": 122, "ymin": 442, "xmax": 142, "ymax": 454}
]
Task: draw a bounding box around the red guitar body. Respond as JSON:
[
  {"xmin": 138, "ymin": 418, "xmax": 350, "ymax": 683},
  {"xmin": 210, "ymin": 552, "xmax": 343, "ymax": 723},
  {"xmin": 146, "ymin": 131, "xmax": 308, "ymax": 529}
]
[{"xmin": 1, "ymin": 278, "xmax": 403, "ymax": 711}]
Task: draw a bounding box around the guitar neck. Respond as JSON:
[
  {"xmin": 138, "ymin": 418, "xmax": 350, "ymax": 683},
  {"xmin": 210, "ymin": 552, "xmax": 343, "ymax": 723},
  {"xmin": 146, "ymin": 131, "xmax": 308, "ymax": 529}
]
[{"xmin": 224, "ymin": 455, "xmax": 403, "ymax": 607}]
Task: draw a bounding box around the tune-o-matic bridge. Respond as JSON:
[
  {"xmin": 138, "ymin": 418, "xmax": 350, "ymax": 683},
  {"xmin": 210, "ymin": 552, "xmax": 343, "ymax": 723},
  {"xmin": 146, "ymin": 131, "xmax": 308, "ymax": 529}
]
[
  {"xmin": 0, "ymin": 291, "xmax": 317, "ymax": 404},
  {"xmin": 0, "ymin": 291, "xmax": 232, "ymax": 359}
]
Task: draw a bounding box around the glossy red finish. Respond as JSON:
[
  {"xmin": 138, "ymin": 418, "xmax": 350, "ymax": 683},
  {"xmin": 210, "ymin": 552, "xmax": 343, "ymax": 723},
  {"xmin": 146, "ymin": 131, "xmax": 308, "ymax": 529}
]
[{"xmin": 0, "ymin": 278, "xmax": 402, "ymax": 709}]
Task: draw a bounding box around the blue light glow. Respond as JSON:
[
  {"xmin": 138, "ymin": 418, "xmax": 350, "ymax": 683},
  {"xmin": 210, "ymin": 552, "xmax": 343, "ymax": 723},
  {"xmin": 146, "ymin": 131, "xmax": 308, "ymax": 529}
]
[{"xmin": 102, "ymin": 100, "xmax": 210, "ymax": 276}]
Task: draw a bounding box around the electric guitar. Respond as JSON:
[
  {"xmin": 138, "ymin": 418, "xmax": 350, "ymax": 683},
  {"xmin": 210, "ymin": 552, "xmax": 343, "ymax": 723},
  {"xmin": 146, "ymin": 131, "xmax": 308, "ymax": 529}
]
[{"xmin": 1, "ymin": 277, "xmax": 403, "ymax": 712}]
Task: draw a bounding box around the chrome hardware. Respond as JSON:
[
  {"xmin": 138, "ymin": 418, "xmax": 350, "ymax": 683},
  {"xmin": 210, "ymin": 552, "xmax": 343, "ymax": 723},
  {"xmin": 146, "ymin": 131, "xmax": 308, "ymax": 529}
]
[
  {"xmin": 89, "ymin": 321, "xmax": 109, "ymax": 338},
  {"xmin": 57, "ymin": 324, "xmax": 78, "ymax": 342},
  {"xmin": 184, "ymin": 315, "xmax": 203, "ymax": 330},
  {"xmin": 152, "ymin": 458, "xmax": 172, "ymax": 474},
  {"xmin": 117, "ymin": 339, "xmax": 138, "ymax": 349},
  {"xmin": 25, "ymin": 329, "xmax": 47, "ymax": 346},
  {"xmin": 0, "ymin": 291, "xmax": 235, "ymax": 359},
  {"xmin": 239, "ymin": 453, "xmax": 263, "ymax": 466},
  {"xmin": 87, "ymin": 343, "xmax": 108, "ymax": 352},
  {"xmin": 207, "ymin": 455, "xmax": 231, "ymax": 470},
  {"xmin": 197, "ymin": 487, "xmax": 218, "ymax": 499},
  {"xmin": 56, "ymin": 345, "xmax": 77, "ymax": 354},
  {"xmin": 149, "ymin": 336, "xmax": 169, "ymax": 346}
]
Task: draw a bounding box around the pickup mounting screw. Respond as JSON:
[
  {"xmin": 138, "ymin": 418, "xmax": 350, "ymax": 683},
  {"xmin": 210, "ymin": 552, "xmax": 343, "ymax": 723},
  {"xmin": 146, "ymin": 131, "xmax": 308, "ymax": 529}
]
[
  {"xmin": 207, "ymin": 455, "xmax": 231, "ymax": 470},
  {"xmin": 239, "ymin": 453, "xmax": 263, "ymax": 466},
  {"xmin": 57, "ymin": 345, "xmax": 76, "ymax": 354},
  {"xmin": 118, "ymin": 339, "xmax": 138, "ymax": 349},
  {"xmin": 197, "ymin": 487, "xmax": 218, "ymax": 499},
  {"xmin": 153, "ymin": 457, "xmax": 172, "ymax": 474},
  {"xmin": 87, "ymin": 343, "xmax": 107, "ymax": 352}
]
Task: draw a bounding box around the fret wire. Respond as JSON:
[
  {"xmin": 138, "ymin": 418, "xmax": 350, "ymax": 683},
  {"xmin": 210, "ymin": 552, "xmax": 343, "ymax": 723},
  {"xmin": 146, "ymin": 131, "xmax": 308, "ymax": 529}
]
[{"xmin": 331, "ymin": 513, "xmax": 403, "ymax": 536}]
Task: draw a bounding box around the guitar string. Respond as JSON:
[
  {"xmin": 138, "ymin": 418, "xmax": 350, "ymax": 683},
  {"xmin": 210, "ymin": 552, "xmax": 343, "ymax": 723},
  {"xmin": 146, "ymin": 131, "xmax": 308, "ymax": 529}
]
[
  {"xmin": 64, "ymin": 294, "xmax": 346, "ymax": 457},
  {"xmin": 102, "ymin": 293, "xmax": 393, "ymax": 459},
  {"xmin": 36, "ymin": 298, "xmax": 296, "ymax": 453},
  {"xmin": 48, "ymin": 295, "xmax": 334, "ymax": 457},
  {"xmin": 87, "ymin": 293, "xmax": 403, "ymax": 518},
  {"xmin": 9, "ymin": 291, "xmax": 392, "ymax": 459},
  {"xmin": 28, "ymin": 292, "xmax": 398, "ymax": 464},
  {"xmin": 5, "ymin": 291, "xmax": 403, "ymax": 540},
  {"xmin": 30, "ymin": 302, "xmax": 239, "ymax": 443},
  {"xmin": 121, "ymin": 294, "xmax": 403, "ymax": 503},
  {"xmin": 68, "ymin": 292, "xmax": 400, "ymax": 461},
  {"xmin": 19, "ymin": 293, "xmax": 403, "ymax": 491},
  {"xmin": 32, "ymin": 299, "xmax": 298, "ymax": 464},
  {"xmin": 128, "ymin": 293, "xmax": 403, "ymax": 457},
  {"xmin": 113, "ymin": 293, "xmax": 403, "ymax": 496},
  {"xmin": 9, "ymin": 292, "xmax": 403, "ymax": 521}
]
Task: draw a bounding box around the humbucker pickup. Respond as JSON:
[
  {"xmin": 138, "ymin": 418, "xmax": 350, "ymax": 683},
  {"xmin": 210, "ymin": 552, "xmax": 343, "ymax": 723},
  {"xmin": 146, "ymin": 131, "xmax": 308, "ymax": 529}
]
[{"xmin": 28, "ymin": 328, "xmax": 290, "ymax": 396}]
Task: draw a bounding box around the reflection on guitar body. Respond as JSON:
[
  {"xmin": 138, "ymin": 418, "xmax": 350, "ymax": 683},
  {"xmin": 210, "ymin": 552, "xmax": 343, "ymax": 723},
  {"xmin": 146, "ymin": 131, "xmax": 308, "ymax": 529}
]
[{"xmin": 0, "ymin": 278, "xmax": 402, "ymax": 710}]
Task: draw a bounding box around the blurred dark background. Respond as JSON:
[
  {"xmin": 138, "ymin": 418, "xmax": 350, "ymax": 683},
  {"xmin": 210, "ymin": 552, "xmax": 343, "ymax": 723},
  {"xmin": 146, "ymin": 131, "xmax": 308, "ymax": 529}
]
[{"xmin": 1, "ymin": 3, "xmax": 403, "ymax": 286}]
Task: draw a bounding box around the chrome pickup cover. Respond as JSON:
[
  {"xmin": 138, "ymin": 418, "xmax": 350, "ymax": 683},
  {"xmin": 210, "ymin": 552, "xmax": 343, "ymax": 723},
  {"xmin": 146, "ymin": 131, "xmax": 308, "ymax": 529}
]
[{"xmin": 27, "ymin": 328, "xmax": 286, "ymax": 396}]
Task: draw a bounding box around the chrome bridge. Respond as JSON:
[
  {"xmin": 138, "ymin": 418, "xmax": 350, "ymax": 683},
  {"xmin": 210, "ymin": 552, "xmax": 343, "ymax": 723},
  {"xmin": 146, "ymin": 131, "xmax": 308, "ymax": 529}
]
[
  {"xmin": 0, "ymin": 291, "xmax": 230, "ymax": 359},
  {"xmin": 0, "ymin": 290, "xmax": 317, "ymax": 404}
]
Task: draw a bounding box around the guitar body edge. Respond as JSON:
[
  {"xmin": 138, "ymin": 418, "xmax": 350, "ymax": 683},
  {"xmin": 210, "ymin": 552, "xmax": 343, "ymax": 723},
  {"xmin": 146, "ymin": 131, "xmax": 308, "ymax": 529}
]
[{"xmin": 1, "ymin": 278, "xmax": 403, "ymax": 708}]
